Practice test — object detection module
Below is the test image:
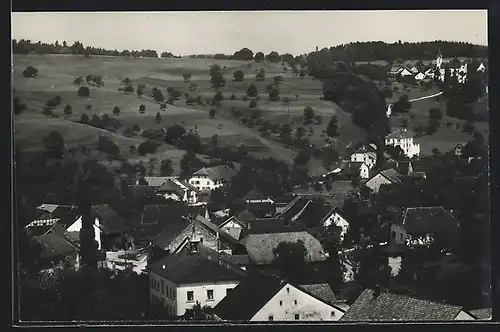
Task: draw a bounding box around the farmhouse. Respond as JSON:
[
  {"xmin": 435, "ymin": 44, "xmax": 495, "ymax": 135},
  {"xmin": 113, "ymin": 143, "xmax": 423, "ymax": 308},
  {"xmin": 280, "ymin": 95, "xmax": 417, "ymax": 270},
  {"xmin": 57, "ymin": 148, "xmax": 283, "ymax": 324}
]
[
  {"xmin": 147, "ymin": 239, "xmax": 247, "ymax": 317},
  {"xmin": 319, "ymin": 207, "xmax": 349, "ymax": 241},
  {"xmin": 385, "ymin": 129, "xmax": 420, "ymax": 158},
  {"xmin": 350, "ymin": 147, "xmax": 377, "ymax": 169},
  {"xmin": 390, "ymin": 206, "xmax": 461, "ymax": 249},
  {"xmin": 364, "ymin": 168, "xmax": 403, "ymax": 193},
  {"xmin": 340, "ymin": 288, "xmax": 474, "ymax": 321},
  {"xmin": 188, "ymin": 165, "xmax": 237, "ymax": 192},
  {"xmin": 213, "ymin": 270, "xmax": 346, "ymax": 321}
]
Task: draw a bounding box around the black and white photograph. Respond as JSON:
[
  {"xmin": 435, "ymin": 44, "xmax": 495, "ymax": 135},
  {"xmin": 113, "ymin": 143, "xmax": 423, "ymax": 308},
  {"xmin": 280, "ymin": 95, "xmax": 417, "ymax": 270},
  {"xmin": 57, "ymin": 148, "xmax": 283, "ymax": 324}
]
[{"xmin": 12, "ymin": 10, "xmax": 490, "ymax": 323}]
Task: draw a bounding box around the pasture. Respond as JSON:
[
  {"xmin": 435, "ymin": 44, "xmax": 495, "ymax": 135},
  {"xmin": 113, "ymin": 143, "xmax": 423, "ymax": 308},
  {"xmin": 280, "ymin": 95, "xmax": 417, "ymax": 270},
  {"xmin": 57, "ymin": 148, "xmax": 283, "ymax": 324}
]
[{"xmin": 14, "ymin": 54, "xmax": 356, "ymax": 176}]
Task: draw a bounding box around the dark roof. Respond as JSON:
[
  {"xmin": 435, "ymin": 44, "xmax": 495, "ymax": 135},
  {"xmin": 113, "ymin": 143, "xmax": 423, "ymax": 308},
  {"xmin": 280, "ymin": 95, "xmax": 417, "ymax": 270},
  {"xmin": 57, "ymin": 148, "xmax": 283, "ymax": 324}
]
[
  {"xmin": 146, "ymin": 247, "xmax": 246, "ymax": 285},
  {"xmin": 26, "ymin": 225, "xmax": 53, "ymax": 237},
  {"xmin": 193, "ymin": 165, "xmax": 237, "ymax": 182},
  {"xmin": 213, "ymin": 270, "xmax": 285, "ymax": 320},
  {"xmin": 278, "ymin": 197, "xmax": 312, "ymax": 221},
  {"xmin": 237, "ymin": 211, "xmax": 256, "ymax": 225},
  {"xmin": 151, "ymin": 216, "xmax": 191, "ymax": 250},
  {"xmin": 382, "ymin": 160, "xmax": 413, "ymax": 176},
  {"xmin": 157, "ymin": 179, "xmax": 185, "ymax": 197},
  {"xmin": 50, "ymin": 205, "xmax": 81, "ymax": 228},
  {"xmin": 247, "ymin": 218, "xmax": 287, "ymax": 234},
  {"xmin": 92, "ymin": 205, "xmax": 129, "ymax": 234},
  {"xmin": 195, "ymin": 215, "xmax": 240, "ymax": 248},
  {"xmin": 378, "ymin": 168, "xmax": 403, "ymax": 183},
  {"xmin": 219, "ymin": 215, "xmax": 249, "ymax": 229},
  {"xmin": 142, "ymin": 205, "xmax": 170, "ymax": 225},
  {"xmin": 340, "ymin": 289, "xmax": 464, "ymax": 321},
  {"xmin": 319, "ymin": 207, "xmax": 345, "ymax": 226},
  {"xmin": 242, "ymin": 231, "xmax": 327, "ymax": 265},
  {"xmin": 299, "ymin": 283, "xmax": 337, "ymax": 304},
  {"xmin": 34, "ymin": 233, "xmax": 79, "ymax": 259},
  {"xmin": 400, "ymin": 207, "xmax": 461, "ymax": 247}
]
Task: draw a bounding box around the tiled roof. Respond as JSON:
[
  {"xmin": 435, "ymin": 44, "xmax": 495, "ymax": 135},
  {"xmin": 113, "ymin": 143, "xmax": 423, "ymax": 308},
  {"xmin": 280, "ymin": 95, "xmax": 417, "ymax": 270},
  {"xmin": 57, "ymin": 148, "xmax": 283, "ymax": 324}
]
[
  {"xmin": 26, "ymin": 225, "xmax": 54, "ymax": 237},
  {"xmin": 213, "ymin": 269, "xmax": 285, "ymax": 321},
  {"xmin": 300, "ymin": 283, "xmax": 337, "ymax": 304},
  {"xmin": 92, "ymin": 205, "xmax": 129, "ymax": 234},
  {"xmin": 193, "ymin": 165, "xmax": 237, "ymax": 182},
  {"xmin": 34, "ymin": 233, "xmax": 79, "ymax": 259},
  {"xmin": 340, "ymin": 289, "xmax": 463, "ymax": 321},
  {"xmin": 247, "ymin": 218, "xmax": 287, "ymax": 234},
  {"xmin": 51, "ymin": 205, "xmax": 81, "ymax": 228},
  {"xmin": 37, "ymin": 204, "xmax": 60, "ymax": 213},
  {"xmin": 385, "ymin": 129, "xmax": 416, "ymax": 140},
  {"xmin": 401, "ymin": 207, "xmax": 461, "ymax": 247},
  {"xmin": 242, "ymin": 231, "xmax": 327, "ymax": 265},
  {"xmin": 137, "ymin": 177, "xmax": 169, "ymax": 187},
  {"xmin": 219, "ymin": 215, "xmax": 249, "ymax": 229},
  {"xmin": 468, "ymin": 308, "xmax": 491, "ymax": 320},
  {"xmin": 146, "ymin": 248, "xmax": 246, "ymax": 285},
  {"xmin": 195, "ymin": 215, "xmax": 240, "ymax": 247},
  {"xmin": 382, "ymin": 161, "xmax": 412, "ymax": 176},
  {"xmin": 157, "ymin": 179, "xmax": 185, "ymax": 197},
  {"xmin": 151, "ymin": 215, "xmax": 191, "ymax": 250},
  {"xmin": 379, "ymin": 168, "xmax": 403, "ymax": 183},
  {"xmin": 278, "ymin": 197, "xmax": 311, "ymax": 221}
]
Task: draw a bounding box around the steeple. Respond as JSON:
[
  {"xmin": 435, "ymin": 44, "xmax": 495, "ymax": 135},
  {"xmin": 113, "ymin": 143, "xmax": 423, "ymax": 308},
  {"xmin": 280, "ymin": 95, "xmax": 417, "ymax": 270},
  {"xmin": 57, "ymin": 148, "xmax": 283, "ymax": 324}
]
[{"xmin": 436, "ymin": 48, "xmax": 443, "ymax": 69}]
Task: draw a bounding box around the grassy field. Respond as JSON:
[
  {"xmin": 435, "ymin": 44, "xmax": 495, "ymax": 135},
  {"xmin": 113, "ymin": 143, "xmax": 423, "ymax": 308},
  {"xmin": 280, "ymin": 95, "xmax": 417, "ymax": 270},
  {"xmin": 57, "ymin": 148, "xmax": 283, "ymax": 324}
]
[{"xmin": 14, "ymin": 54, "xmax": 365, "ymax": 176}]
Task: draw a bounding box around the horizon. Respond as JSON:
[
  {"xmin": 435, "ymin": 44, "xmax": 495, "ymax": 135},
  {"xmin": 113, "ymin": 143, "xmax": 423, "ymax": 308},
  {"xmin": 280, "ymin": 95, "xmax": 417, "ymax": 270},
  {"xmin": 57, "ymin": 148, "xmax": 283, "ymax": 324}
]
[{"xmin": 12, "ymin": 10, "xmax": 488, "ymax": 56}]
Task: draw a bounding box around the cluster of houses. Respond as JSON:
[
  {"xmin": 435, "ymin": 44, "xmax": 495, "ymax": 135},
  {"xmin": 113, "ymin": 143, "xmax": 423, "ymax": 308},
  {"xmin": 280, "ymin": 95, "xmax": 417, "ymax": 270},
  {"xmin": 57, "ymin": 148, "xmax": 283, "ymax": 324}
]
[
  {"xmin": 21, "ymin": 130, "xmax": 490, "ymax": 321},
  {"xmin": 388, "ymin": 52, "xmax": 486, "ymax": 84}
]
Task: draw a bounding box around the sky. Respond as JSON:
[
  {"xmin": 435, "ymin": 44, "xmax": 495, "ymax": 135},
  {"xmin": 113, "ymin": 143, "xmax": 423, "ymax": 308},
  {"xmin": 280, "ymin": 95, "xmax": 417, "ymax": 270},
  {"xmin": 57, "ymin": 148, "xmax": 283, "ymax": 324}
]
[{"xmin": 12, "ymin": 10, "xmax": 488, "ymax": 56}]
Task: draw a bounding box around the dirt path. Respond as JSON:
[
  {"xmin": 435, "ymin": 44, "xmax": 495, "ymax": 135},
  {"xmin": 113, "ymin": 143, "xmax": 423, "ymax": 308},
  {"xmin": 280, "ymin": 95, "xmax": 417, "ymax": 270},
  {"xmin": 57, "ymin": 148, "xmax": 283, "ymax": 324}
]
[{"xmin": 409, "ymin": 91, "xmax": 443, "ymax": 102}]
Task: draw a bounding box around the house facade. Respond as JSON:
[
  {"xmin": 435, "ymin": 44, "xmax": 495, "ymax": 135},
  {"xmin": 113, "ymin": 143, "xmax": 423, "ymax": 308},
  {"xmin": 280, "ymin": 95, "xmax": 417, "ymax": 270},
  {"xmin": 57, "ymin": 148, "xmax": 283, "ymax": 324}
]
[
  {"xmin": 67, "ymin": 215, "xmax": 103, "ymax": 250},
  {"xmin": 250, "ymin": 283, "xmax": 345, "ymax": 321},
  {"xmin": 364, "ymin": 169, "xmax": 402, "ymax": 193},
  {"xmin": 350, "ymin": 150, "xmax": 377, "ymax": 169},
  {"xmin": 147, "ymin": 242, "xmax": 246, "ymax": 316},
  {"xmin": 218, "ymin": 215, "xmax": 248, "ymax": 241},
  {"xmin": 385, "ymin": 129, "xmax": 420, "ymax": 158},
  {"xmin": 321, "ymin": 208, "xmax": 349, "ymax": 241},
  {"xmin": 188, "ymin": 165, "xmax": 236, "ymax": 192}
]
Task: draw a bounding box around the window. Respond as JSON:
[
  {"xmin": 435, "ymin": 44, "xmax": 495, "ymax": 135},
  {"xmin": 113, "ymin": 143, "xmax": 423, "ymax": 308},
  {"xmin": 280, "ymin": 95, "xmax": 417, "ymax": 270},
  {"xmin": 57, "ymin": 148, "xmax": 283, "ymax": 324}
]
[
  {"xmin": 286, "ymin": 287, "xmax": 290, "ymax": 294},
  {"xmin": 295, "ymin": 314, "xmax": 300, "ymax": 320},
  {"xmin": 207, "ymin": 289, "xmax": 214, "ymax": 301},
  {"xmin": 331, "ymin": 311, "xmax": 336, "ymax": 317},
  {"xmin": 279, "ymin": 301, "xmax": 283, "ymax": 306},
  {"xmin": 268, "ymin": 315, "xmax": 274, "ymax": 321},
  {"xmin": 294, "ymin": 300, "xmax": 297, "ymax": 305},
  {"xmin": 187, "ymin": 291, "xmax": 194, "ymax": 302}
]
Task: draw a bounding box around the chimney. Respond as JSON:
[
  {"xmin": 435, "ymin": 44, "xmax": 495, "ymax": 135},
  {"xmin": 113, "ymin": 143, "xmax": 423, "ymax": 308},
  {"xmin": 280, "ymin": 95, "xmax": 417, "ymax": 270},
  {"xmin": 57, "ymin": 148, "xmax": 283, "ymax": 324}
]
[
  {"xmin": 189, "ymin": 236, "xmax": 200, "ymax": 254},
  {"xmin": 373, "ymin": 285, "xmax": 381, "ymax": 298}
]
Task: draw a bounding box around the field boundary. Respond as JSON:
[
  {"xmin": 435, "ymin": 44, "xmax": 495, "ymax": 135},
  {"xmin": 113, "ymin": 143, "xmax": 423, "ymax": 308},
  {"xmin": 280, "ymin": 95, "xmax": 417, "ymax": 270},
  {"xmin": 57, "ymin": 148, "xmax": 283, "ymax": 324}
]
[{"xmin": 409, "ymin": 91, "xmax": 443, "ymax": 102}]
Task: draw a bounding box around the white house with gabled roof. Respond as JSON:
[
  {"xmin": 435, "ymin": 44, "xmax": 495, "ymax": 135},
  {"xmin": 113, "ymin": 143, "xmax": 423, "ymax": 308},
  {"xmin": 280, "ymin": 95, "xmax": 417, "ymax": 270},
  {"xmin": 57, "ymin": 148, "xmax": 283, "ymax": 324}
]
[{"xmin": 385, "ymin": 129, "xmax": 420, "ymax": 158}]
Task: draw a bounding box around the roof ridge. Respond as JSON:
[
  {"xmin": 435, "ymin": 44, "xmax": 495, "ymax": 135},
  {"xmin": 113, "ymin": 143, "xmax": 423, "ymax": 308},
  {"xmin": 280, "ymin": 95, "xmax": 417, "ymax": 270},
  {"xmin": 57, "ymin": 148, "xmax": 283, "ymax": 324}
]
[{"xmin": 373, "ymin": 288, "xmax": 463, "ymax": 310}]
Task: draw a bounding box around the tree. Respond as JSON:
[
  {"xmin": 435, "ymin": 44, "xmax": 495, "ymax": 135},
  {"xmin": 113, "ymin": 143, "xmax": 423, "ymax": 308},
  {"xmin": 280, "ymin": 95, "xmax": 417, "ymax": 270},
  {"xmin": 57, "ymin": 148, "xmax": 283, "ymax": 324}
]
[
  {"xmin": 152, "ymin": 88, "xmax": 165, "ymax": 103},
  {"xmin": 272, "ymin": 240, "xmax": 308, "ymax": 277},
  {"xmin": 63, "ymin": 104, "xmax": 72, "ymax": 116},
  {"xmin": 97, "ymin": 136, "xmax": 120, "ymax": 156},
  {"xmin": 122, "ymin": 77, "xmax": 131, "ymax": 84},
  {"xmin": 269, "ymin": 87, "xmax": 280, "ymax": 101},
  {"xmin": 113, "ymin": 106, "xmax": 120, "ymax": 116},
  {"xmin": 165, "ymin": 124, "xmax": 187, "ymax": 143},
  {"xmin": 44, "ymin": 131, "xmax": 65, "ymax": 158},
  {"xmin": 155, "ymin": 112, "xmax": 162, "ymax": 123},
  {"xmin": 247, "ymin": 84, "xmax": 258, "ymax": 97},
  {"xmin": 139, "ymin": 104, "xmax": 146, "ymax": 113},
  {"xmin": 233, "ymin": 69, "xmax": 244, "ymax": 82},
  {"xmin": 85, "ymin": 104, "xmax": 92, "ymax": 111},
  {"xmin": 232, "ymin": 48, "xmax": 254, "ymax": 61},
  {"xmin": 299, "ymin": 70, "xmax": 306, "ymax": 79},
  {"xmin": 273, "ymin": 75, "xmax": 283, "ymax": 85},
  {"xmin": 136, "ymin": 85, "xmax": 143, "ymax": 98},
  {"xmin": 182, "ymin": 73, "xmax": 192, "ymax": 83},
  {"xmin": 94, "ymin": 75, "xmax": 103, "ymax": 87},
  {"xmin": 78, "ymin": 86, "xmax": 90, "ymax": 97},
  {"xmin": 303, "ymin": 106, "xmax": 315, "ymax": 122},
  {"xmin": 429, "ymin": 107, "xmax": 443, "ymax": 121},
  {"xmin": 266, "ymin": 51, "xmax": 281, "ymax": 63},
  {"xmin": 209, "ymin": 64, "xmax": 226, "ymax": 87},
  {"xmin": 23, "ymin": 66, "xmax": 38, "ymax": 78},
  {"xmin": 326, "ymin": 116, "xmax": 340, "ymax": 138},
  {"xmin": 129, "ymin": 145, "xmax": 136, "ymax": 154},
  {"xmin": 80, "ymin": 114, "xmax": 89, "ymax": 124},
  {"xmin": 293, "ymin": 148, "xmax": 312, "ymax": 167},
  {"xmin": 393, "ymin": 94, "xmax": 412, "ymax": 113},
  {"xmin": 211, "ymin": 134, "xmax": 218, "ymax": 149},
  {"xmin": 137, "ymin": 140, "xmax": 160, "ymax": 155},
  {"xmin": 209, "ymin": 109, "xmax": 216, "ymax": 118},
  {"xmin": 295, "ymin": 126, "xmax": 306, "ymax": 141},
  {"xmin": 255, "ymin": 68, "xmax": 266, "ymax": 82},
  {"xmin": 249, "ymin": 100, "xmax": 257, "ymax": 108},
  {"xmin": 213, "ymin": 91, "xmax": 224, "ymax": 104},
  {"xmin": 160, "ymin": 159, "xmax": 174, "ymax": 176},
  {"xmin": 254, "ymin": 52, "xmax": 265, "ymax": 62}
]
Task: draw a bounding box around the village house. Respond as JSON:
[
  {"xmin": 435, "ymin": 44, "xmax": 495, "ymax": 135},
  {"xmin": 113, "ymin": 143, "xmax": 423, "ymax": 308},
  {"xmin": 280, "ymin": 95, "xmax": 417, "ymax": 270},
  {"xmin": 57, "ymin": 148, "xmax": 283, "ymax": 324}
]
[
  {"xmin": 134, "ymin": 176, "xmax": 170, "ymax": 189},
  {"xmin": 66, "ymin": 204, "xmax": 130, "ymax": 251},
  {"xmin": 147, "ymin": 239, "xmax": 247, "ymax": 317},
  {"xmin": 215, "ymin": 215, "xmax": 249, "ymax": 241},
  {"xmin": 150, "ymin": 213, "xmax": 245, "ymax": 262},
  {"xmin": 350, "ymin": 147, "xmax": 377, "ymax": 169},
  {"xmin": 340, "ymin": 288, "xmax": 475, "ymax": 321},
  {"xmin": 414, "ymin": 72, "xmax": 425, "ymax": 81},
  {"xmin": 345, "ymin": 161, "xmax": 370, "ymax": 179},
  {"xmin": 276, "ymin": 196, "xmax": 312, "ymax": 225},
  {"xmin": 389, "ymin": 206, "xmax": 461, "ymax": 250},
  {"xmin": 319, "ymin": 207, "xmax": 349, "ymax": 241},
  {"xmin": 398, "ymin": 66, "xmax": 414, "ymax": 77},
  {"xmin": 213, "ymin": 270, "xmax": 346, "ymax": 321},
  {"xmin": 33, "ymin": 223, "xmax": 81, "ymax": 269},
  {"xmin": 385, "ymin": 129, "xmax": 420, "ymax": 158},
  {"xmin": 364, "ymin": 168, "xmax": 403, "ymax": 193},
  {"xmin": 242, "ymin": 231, "xmax": 327, "ymax": 266},
  {"xmin": 188, "ymin": 165, "xmax": 237, "ymax": 192}
]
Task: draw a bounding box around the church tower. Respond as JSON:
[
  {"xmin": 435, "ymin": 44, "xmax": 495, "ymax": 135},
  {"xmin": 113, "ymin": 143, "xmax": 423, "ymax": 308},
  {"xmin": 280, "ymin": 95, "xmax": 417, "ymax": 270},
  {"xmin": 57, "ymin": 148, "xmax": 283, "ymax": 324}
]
[{"xmin": 436, "ymin": 49, "xmax": 443, "ymax": 69}]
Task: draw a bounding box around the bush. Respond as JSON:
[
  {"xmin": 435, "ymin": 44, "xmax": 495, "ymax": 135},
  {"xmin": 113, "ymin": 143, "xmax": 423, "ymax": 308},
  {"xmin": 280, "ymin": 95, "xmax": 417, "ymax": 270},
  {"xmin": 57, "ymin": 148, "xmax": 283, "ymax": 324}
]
[
  {"xmin": 230, "ymin": 93, "xmax": 237, "ymax": 100},
  {"xmin": 80, "ymin": 114, "xmax": 89, "ymax": 124},
  {"xmin": 63, "ymin": 104, "xmax": 72, "ymax": 116},
  {"xmin": 155, "ymin": 112, "xmax": 162, "ymax": 123},
  {"xmin": 139, "ymin": 104, "xmax": 146, "ymax": 113},
  {"xmin": 247, "ymin": 84, "xmax": 258, "ymax": 97},
  {"xmin": 78, "ymin": 86, "xmax": 90, "ymax": 97},
  {"xmin": 273, "ymin": 75, "xmax": 283, "ymax": 85},
  {"xmin": 23, "ymin": 66, "xmax": 38, "ymax": 78},
  {"xmin": 303, "ymin": 106, "xmax": 315, "ymax": 122},
  {"xmin": 249, "ymin": 100, "xmax": 257, "ymax": 108},
  {"xmin": 255, "ymin": 68, "xmax": 266, "ymax": 81},
  {"xmin": 44, "ymin": 131, "xmax": 65, "ymax": 157},
  {"xmin": 269, "ymin": 88, "xmax": 280, "ymax": 101},
  {"xmin": 122, "ymin": 77, "xmax": 132, "ymax": 84},
  {"xmin": 113, "ymin": 106, "xmax": 121, "ymax": 115},
  {"xmin": 137, "ymin": 140, "xmax": 160, "ymax": 155},
  {"xmin": 213, "ymin": 91, "xmax": 224, "ymax": 104},
  {"xmin": 124, "ymin": 84, "xmax": 134, "ymax": 93},
  {"xmin": 209, "ymin": 109, "xmax": 216, "ymax": 118},
  {"xmin": 233, "ymin": 69, "xmax": 245, "ymax": 81}
]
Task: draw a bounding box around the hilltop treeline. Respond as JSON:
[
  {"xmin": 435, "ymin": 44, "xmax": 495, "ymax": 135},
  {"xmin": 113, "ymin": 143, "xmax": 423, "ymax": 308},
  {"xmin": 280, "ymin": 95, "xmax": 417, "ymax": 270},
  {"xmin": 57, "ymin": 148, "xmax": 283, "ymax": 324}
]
[
  {"xmin": 307, "ymin": 40, "xmax": 488, "ymax": 65},
  {"xmin": 12, "ymin": 39, "xmax": 180, "ymax": 58}
]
